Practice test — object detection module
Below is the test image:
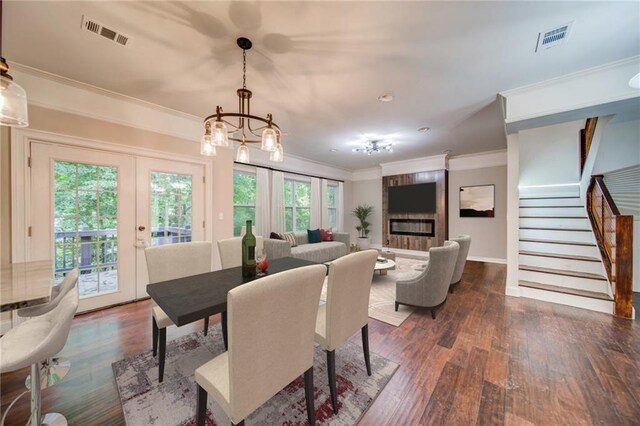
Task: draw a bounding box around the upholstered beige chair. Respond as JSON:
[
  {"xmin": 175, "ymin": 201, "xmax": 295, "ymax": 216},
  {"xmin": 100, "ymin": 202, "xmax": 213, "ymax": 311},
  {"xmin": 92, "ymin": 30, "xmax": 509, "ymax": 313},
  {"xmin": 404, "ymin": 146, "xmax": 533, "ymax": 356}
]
[
  {"xmin": 217, "ymin": 236, "xmax": 264, "ymax": 269},
  {"xmin": 315, "ymin": 249, "xmax": 378, "ymax": 414},
  {"xmin": 145, "ymin": 241, "xmax": 212, "ymax": 382},
  {"xmin": 395, "ymin": 241, "xmax": 459, "ymax": 319},
  {"xmin": 195, "ymin": 264, "xmax": 326, "ymax": 426},
  {"xmin": 448, "ymin": 235, "xmax": 471, "ymax": 293},
  {"xmin": 18, "ymin": 268, "xmax": 78, "ymax": 318}
]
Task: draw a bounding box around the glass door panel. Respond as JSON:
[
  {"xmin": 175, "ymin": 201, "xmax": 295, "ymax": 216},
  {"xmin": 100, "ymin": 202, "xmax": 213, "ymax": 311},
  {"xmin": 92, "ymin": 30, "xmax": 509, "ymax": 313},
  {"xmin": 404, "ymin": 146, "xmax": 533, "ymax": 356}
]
[{"xmin": 150, "ymin": 172, "xmax": 193, "ymax": 246}]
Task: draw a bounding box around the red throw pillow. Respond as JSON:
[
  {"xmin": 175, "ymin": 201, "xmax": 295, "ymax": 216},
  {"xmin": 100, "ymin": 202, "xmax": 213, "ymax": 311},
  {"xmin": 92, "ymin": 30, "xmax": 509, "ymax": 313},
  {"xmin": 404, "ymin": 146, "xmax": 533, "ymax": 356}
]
[{"xmin": 320, "ymin": 229, "xmax": 334, "ymax": 241}]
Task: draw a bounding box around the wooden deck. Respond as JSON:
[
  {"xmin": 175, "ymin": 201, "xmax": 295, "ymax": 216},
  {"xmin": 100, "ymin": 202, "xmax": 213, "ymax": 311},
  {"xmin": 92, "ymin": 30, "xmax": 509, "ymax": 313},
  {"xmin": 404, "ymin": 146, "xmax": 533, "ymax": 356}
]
[{"xmin": 1, "ymin": 261, "xmax": 639, "ymax": 425}]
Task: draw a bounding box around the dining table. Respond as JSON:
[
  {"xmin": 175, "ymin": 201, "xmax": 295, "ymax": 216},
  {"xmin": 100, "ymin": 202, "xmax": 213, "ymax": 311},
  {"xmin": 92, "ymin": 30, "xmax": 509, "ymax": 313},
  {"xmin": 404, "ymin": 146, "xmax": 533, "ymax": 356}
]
[
  {"xmin": 0, "ymin": 260, "xmax": 54, "ymax": 312},
  {"xmin": 146, "ymin": 256, "xmax": 321, "ymax": 381}
]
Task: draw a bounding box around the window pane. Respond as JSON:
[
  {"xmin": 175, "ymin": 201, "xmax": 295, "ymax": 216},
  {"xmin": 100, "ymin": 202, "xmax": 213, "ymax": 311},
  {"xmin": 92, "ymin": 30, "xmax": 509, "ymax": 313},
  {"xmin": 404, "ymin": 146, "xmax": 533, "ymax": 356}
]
[
  {"xmin": 285, "ymin": 207, "xmax": 293, "ymax": 232},
  {"xmin": 234, "ymin": 206, "xmax": 255, "ymax": 236},
  {"xmin": 151, "ymin": 172, "xmax": 193, "ymax": 247},
  {"xmin": 296, "ymin": 207, "xmax": 310, "ymax": 231},
  {"xmin": 329, "ymin": 208, "xmax": 337, "ymax": 229},
  {"xmin": 77, "ymin": 164, "xmax": 98, "ymax": 191},
  {"xmin": 328, "ymin": 186, "xmax": 337, "ymax": 208},
  {"xmin": 233, "ymin": 173, "xmax": 256, "ymax": 205},
  {"xmin": 284, "ymin": 180, "xmax": 293, "ymax": 207},
  {"xmin": 295, "ymin": 182, "xmax": 311, "ymax": 207}
]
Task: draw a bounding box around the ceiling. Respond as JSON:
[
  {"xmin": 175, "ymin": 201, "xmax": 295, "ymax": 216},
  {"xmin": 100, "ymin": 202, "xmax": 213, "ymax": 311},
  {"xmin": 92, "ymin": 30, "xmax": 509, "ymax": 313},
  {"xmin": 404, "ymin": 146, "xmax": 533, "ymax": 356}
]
[{"xmin": 4, "ymin": 1, "xmax": 640, "ymax": 170}]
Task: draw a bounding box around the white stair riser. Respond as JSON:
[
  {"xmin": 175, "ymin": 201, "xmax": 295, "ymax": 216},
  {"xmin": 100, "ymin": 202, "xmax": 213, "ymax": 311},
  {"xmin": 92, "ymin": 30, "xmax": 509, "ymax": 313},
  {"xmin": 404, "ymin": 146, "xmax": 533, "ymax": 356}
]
[
  {"xmin": 519, "ymin": 270, "xmax": 609, "ymax": 293},
  {"xmin": 519, "ymin": 229, "xmax": 596, "ymax": 244},
  {"xmin": 519, "ymin": 287, "xmax": 614, "ymax": 315},
  {"xmin": 518, "ymin": 241, "xmax": 600, "ymax": 258},
  {"xmin": 519, "ymin": 217, "xmax": 590, "ymax": 230},
  {"xmin": 519, "ymin": 198, "xmax": 582, "ymax": 207},
  {"xmin": 519, "ymin": 207, "xmax": 585, "ymax": 217},
  {"xmin": 519, "ymin": 255, "xmax": 605, "ymax": 276}
]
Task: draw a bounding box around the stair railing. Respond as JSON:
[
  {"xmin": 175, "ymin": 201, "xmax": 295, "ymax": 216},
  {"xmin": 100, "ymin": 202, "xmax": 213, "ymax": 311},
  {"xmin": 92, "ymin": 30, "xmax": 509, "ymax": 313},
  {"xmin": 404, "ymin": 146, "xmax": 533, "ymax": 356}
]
[
  {"xmin": 580, "ymin": 117, "xmax": 598, "ymax": 175},
  {"xmin": 587, "ymin": 175, "xmax": 634, "ymax": 318}
]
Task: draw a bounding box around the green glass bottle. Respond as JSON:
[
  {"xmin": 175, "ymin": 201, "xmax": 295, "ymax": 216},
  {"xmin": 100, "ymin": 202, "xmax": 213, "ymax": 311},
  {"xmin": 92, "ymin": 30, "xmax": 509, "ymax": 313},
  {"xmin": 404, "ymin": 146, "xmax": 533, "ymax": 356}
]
[{"xmin": 242, "ymin": 220, "xmax": 257, "ymax": 278}]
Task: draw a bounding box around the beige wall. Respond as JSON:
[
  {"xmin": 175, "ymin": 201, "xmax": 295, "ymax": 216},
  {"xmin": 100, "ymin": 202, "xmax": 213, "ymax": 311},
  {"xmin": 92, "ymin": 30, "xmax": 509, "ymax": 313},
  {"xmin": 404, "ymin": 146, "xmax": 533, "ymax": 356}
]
[
  {"xmin": 13, "ymin": 105, "xmax": 235, "ymax": 269},
  {"xmin": 449, "ymin": 165, "xmax": 507, "ymax": 260},
  {"xmin": 349, "ymin": 179, "xmax": 383, "ymax": 245}
]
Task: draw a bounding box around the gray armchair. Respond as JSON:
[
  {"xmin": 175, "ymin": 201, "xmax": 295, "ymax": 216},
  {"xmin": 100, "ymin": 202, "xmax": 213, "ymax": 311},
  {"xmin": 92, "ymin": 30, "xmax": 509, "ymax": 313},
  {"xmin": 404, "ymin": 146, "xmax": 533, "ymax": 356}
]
[
  {"xmin": 395, "ymin": 240, "xmax": 459, "ymax": 319},
  {"xmin": 449, "ymin": 235, "xmax": 471, "ymax": 293}
]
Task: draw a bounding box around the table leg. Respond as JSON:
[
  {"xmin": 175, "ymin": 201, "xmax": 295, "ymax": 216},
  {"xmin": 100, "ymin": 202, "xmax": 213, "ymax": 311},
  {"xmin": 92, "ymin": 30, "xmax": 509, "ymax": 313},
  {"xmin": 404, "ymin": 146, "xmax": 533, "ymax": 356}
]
[
  {"xmin": 221, "ymin": 311, "xmax": 228, "ymax": 351},
  {"xmin": 380, "ymin": 269, "xmax": 387, "ymax": 275}
]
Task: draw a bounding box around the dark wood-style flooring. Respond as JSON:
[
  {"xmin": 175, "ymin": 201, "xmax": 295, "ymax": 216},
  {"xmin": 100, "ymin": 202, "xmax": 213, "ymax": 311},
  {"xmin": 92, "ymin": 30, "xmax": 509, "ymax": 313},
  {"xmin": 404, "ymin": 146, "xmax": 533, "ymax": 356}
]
[{"xmin": 1, "ymin": 261, "xmax": 639, "ymax": 425}]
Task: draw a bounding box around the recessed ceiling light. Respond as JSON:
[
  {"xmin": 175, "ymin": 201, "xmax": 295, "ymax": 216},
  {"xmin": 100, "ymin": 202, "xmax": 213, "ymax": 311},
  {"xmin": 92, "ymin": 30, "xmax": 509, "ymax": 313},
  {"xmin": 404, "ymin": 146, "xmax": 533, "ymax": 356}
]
[
  {"xmin": 330, "ymin": 148, "xmax": 338, "ymax": 152},
  {"xmin": 418, "ymin": 127, "xmax": 430, "ymax": 132},
  {"xmin": 377, "ymin": 94, "xmax": 393, "ymax": 102}
]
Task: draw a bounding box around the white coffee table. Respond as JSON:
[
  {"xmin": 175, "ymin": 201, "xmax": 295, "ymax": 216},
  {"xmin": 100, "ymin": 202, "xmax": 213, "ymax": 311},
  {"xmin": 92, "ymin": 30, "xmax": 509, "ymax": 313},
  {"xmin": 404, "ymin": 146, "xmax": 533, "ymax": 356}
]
[{"xmin": 374, "ymin": 259, "xmax": 396, "ymax": 275}]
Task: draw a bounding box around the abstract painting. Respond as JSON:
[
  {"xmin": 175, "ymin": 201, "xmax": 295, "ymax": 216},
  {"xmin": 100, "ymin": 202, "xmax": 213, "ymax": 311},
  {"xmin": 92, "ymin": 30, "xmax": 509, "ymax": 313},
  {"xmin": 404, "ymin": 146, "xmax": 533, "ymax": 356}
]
[{"xmin": 460, "ymin": 185, "xmax": 495, "ymax": 217}]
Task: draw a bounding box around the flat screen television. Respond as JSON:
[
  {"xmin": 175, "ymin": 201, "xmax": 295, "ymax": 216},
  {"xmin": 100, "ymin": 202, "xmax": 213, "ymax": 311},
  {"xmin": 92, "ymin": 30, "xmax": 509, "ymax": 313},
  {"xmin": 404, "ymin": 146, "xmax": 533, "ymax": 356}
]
[{"xmin": 388, "ymin": 183, "xmax": 436, "ymax": 213}]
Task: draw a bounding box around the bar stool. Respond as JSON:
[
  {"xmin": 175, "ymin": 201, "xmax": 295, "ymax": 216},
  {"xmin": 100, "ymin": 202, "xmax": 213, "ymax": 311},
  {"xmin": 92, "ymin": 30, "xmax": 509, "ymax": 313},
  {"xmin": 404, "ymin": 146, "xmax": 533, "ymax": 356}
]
[
  {"xmin": 17, "ymin": 269, "xmax": 79, "ymax": 392},
  {"xmin": 0, "ymin": 287, "xmax": 79, "ymax": 426}
]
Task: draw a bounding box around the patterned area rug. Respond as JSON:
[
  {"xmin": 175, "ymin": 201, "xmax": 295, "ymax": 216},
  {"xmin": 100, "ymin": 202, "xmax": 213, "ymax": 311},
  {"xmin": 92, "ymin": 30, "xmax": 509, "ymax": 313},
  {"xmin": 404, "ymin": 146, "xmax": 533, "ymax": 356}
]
[{"xmin": 112, "ymin": 328, "xmax": 398, "ymax": 425}]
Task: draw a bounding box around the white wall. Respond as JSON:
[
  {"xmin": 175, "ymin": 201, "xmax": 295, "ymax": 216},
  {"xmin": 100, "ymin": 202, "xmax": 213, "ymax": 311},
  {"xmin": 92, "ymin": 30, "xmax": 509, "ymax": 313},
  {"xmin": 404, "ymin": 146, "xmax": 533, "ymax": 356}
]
[
  {"xmin": 519, "ymin": 120, "xmax": 583, "ymax": 187},
  {"xmin": 449, "ymin": 165, "xmax": 507, "ymax": 261},
  {"xmin": 593, "ymin": 119, "xmax": 640, "ymax": 175},
  {"xmin": 349, "ymin": 179, "xmax": 383, "ymax": 245}
]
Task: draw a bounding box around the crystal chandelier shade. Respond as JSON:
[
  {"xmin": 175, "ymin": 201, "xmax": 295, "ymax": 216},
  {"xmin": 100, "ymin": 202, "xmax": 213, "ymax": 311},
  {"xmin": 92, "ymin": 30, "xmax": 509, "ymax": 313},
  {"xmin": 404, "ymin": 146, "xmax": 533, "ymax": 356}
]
[{"xmin": 352, "ymin": 140, "xmax": 393, "ymax": 155}]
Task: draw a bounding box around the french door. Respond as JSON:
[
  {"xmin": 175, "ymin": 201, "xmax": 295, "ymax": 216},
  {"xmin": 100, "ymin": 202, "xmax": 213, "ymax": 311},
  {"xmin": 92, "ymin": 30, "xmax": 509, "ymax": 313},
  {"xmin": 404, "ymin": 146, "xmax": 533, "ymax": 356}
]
[{"xmin": 30, "ymin": 142, "xmax": 206, "ymax": 312}]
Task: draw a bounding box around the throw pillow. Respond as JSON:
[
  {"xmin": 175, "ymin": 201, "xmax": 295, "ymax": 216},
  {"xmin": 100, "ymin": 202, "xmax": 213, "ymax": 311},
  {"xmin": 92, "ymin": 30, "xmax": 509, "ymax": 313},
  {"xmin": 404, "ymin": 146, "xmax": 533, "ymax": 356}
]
[
  {"xmin": 307, "ymin": 229, "xmax": 322, "ymax": 244},
  {"xmin": 282, "ymin": 232, "xmax": 298, "ymax": 247},
  {"xmin": 320, "ymin": 228, "xmax": 334, "ymax": 241},
  {"xmin": 270, "ymin": 232, "xmax": 283, "ymax": 240}
]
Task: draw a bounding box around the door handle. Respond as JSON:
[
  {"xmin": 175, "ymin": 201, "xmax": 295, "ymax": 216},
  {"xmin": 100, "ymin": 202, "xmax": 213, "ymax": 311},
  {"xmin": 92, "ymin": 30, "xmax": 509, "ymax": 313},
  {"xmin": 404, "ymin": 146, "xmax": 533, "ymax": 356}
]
[{"xmin": 138, "ymin": 226, "xmax": 146, "ymax": 231}]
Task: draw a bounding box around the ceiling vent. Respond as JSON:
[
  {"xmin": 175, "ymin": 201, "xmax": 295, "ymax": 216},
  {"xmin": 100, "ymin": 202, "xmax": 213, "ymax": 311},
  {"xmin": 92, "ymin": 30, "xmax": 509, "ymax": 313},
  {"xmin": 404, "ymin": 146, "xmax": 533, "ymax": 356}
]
[
  {"xmin": 81, "ymin": 15, "xmax": 131, "ymax": 47},
  {"xmin": 535, "ymin": 22, "xmax": 572, "ymax": 52}
]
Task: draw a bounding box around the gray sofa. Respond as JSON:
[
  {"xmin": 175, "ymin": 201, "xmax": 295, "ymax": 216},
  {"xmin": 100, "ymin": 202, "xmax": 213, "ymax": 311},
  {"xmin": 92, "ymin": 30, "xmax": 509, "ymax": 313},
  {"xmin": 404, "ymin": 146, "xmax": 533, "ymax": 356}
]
[{"xmin": 264, "ymin": 232, "xmax": 350, "ymax": 263}]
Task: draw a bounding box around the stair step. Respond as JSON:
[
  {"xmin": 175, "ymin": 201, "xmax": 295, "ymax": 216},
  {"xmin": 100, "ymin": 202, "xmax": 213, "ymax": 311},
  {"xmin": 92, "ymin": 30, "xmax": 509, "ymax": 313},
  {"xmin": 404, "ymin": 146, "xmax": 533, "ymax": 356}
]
[
  {"xmin": 519, "ymin": 280, "xmax": 612, "ymax": 301},
  {"xmin": 519, "ymin": 250, "xmax": 600, "ymax": 262},
  {"xmin": 519, "ymin": 265, "xmax": 607, "ymax": 281},
  {"xmin": 519, "ymin": 238, "xmax": 596, "ymax": 247},
  {"xmin": 518, "ymin": 207, "xmax": 585, "ymax": 218},
  {"xmin": 519, "ymin": 205, "xmax": 583, "ymax": 208},
  {"xmin": 519, "ymin": 227, "xmax": 591, "ymax": 232},
  {"xmin": 519, "ymin": 229, "xmax": 595, "ymax": 244},
  {"xmin": 519, "ymin": 196, "xmax": 580, "ymax": 200},
  {"xmin": 519, "ymin": 197, "xmax": 582, "ymax": 207},
  {"xmin": 519, "ymin": 216, "xmax": 587, "ymax": 219}
]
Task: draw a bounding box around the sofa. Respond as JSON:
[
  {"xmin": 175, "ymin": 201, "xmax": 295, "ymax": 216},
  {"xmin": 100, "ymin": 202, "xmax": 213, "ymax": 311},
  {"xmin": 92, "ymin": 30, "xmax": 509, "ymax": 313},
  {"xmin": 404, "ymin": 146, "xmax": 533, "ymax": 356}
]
[{"xmin": 264, "ymin": 232, "xmax": 350, "ymax": 263}]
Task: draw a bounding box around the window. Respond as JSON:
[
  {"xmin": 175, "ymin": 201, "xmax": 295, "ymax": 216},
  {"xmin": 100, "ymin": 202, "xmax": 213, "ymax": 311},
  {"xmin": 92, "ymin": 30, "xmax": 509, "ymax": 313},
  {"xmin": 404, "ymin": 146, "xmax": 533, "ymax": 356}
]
[
  {"xmin": 233, "ymin": 171, "xmax": 256, "ymax": 236},
  {"xmin": 284, "ymin": 179, "xmax": 311, "ymax": 232},
  {"xmin": 327, "ymin": 183, "xmax": 338, "ymax": 230}
]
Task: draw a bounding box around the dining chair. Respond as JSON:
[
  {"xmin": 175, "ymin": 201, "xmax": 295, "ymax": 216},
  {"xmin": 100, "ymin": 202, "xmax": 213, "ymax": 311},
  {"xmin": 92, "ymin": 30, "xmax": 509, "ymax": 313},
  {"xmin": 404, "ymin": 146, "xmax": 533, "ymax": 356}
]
[
  {"xmin": 0, "ymin": 286, "xmax": 79, "ymax": 426},
  {"xmin": 395, "ymin": 241, "xmax": 459, "ymax": 319},
  {"xmin": 217, "ymin": 236, "xmax": 264, "ymax": 269},
  {"xmin": 314, "ymin": 249, "xmax": 378, "ymax": 414},
  {"xmin": 448, "ymin": 235, "xmax": 471, "ymax": 293},
  {"xmin": 195, "ymin": 264, "xmax": 327, "ymax": 426},
  {"xmin": 145, "ymin": 241, "xmax": 212, "ymax": 382}
]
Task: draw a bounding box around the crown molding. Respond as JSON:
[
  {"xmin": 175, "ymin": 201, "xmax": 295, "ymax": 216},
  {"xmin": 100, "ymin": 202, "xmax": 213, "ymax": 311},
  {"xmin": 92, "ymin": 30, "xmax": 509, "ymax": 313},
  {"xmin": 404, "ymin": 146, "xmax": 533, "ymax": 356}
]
[
  {"xmin": 448, "ymin": 149, "xmax": 507, "ymax": 171},
  {"xmin": 380, "ymin": 154, "xmax": 448, "ymax": 176}
]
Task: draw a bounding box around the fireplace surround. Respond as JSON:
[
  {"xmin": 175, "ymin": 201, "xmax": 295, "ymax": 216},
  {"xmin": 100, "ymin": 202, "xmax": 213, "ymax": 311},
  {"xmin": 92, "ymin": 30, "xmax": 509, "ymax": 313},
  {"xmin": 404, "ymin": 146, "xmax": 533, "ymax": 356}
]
[{"xmin": 389, "ymin": 219, "xmax": 435, "ymax": 237}]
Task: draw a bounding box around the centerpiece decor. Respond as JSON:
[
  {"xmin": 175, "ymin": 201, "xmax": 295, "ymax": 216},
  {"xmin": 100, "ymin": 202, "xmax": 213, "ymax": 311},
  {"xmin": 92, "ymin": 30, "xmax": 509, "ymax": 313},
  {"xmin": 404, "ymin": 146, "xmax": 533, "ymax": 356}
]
[{"xmin": 241, "ymin": 220, "xmax": 257, "ymax": 278}]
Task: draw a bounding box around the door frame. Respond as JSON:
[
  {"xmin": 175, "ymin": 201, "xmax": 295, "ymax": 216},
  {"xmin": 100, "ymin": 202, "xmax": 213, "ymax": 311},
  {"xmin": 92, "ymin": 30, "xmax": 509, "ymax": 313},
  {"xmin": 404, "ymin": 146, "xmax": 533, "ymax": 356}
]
[{"xmin": 10, "ymin": 128, "xmax": 214, "ymax": 298}]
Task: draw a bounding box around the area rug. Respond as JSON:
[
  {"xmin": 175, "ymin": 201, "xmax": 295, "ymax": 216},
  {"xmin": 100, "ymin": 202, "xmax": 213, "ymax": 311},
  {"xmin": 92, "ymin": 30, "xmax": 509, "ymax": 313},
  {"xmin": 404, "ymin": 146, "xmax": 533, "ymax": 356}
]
[
  {"xmin": 321, "ymin": 256, "xmax": 426, "ymax": 327},
  {"xmin": 112, "ymin": 328, "xmax": 398, "ymax": 425}
]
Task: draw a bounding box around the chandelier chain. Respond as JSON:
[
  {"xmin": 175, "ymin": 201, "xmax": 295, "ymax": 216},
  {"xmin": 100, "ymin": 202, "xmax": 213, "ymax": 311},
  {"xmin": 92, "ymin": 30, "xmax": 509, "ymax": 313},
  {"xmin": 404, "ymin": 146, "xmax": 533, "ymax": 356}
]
[{"xmin": 242, "ymin": 49, "xmax": 247, "ymax": 90}]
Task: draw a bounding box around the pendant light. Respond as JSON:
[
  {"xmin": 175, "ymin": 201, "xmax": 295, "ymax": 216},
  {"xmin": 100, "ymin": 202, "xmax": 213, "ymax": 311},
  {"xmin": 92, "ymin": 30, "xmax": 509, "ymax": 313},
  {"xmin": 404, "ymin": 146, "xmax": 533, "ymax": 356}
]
[{"xmin": 0, "ymin": 1, "xmax": 29, "ymax": 128}]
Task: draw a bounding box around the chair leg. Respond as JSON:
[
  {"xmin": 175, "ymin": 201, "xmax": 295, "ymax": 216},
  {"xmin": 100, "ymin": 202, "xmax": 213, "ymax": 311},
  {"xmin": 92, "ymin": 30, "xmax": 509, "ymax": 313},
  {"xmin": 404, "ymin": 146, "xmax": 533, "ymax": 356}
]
[
  {"xmin": 203, "ymin": 316, "xmax": 209, "ymax": 336},
  {"xmin": 326, "ymin": 350, "xmax": 338, "ymax": 414},
  {"xmin": 395, "ymin": 302, "xmax": 399, "ymax": 312},
  {"xmin": 196, "ymin": 385, "xmax": 207, "ymax": 426},
  {"xmin": 304, "ymin": 367, "xmax": 315, "ymax": 425},
  {"xmin": 152, "ymin": 317, "xmax": 158, "ymax": 357},
  {"xmin": 233, "ymin": 421, "xmax": 245, "ymax": 426},
  {"xmin": 361, "ymin": 325, "xmax": 371, "ymax": 376},
  {"xmin": 30, "ymin": 362, "xmax": 42, "ymax": 426},
  {"xmin": 158, "ymin": 328, "xmax": 166, "ymax": 382},
  {"xmin": 221, "ymin": 311, "xmax": 228, "ymax": 351},
  {"xmin": 449, "ymin": 286, "xmax": 454, "ymax": 294},
  {"xmin": 431, "ymin": 309, "xmax": 436, "ymax": 320}
]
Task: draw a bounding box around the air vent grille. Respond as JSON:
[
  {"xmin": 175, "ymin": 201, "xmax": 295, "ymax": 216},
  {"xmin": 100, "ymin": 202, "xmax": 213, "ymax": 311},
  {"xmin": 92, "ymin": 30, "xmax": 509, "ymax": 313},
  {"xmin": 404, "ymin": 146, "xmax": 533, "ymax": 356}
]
[
  {"xmin": 535, "ymin": 22, "xmax": 573, "ymax": 52},
  {"xmin": 81, "ymin": 15, "xmax": 131, "ymax": 47}
]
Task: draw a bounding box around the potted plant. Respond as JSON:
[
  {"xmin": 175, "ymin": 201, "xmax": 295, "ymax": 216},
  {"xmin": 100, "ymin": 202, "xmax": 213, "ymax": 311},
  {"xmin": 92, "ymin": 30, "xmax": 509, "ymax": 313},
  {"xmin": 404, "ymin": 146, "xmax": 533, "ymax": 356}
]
[{"xmin": 352, "ymin": 204, "xmax": 374, "ymax": 250}]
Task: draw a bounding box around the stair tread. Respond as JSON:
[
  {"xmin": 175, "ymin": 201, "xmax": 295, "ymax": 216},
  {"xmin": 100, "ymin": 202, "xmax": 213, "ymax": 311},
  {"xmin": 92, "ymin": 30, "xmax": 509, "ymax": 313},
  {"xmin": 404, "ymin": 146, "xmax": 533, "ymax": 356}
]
[
  {"xmin": 519, "ymin": 216, "xmax": 588, "ymax": 219},
  {"xmin": 519, "ymin": 280, "xmax": 613, "ymax": 301},
  {"xmin": 519, "ymin": 265, "xmax": 607, "ymax": 281},
  {"xmin": 519, "ymin": 206, "xmax": 583, "ymax": 208},
  {"xmin": 519, "ymin": 196, "xmax": 580, "ymax": 200},
  {"xmin": 519, "ymin": 227, "xmax": 591, "ymax": 232},
  {"xmin": 519, "ymin": 250, "xmax": 601, "ymax": 262},
  {"xmin": 519, "ymin": 238, "xmax": 596, "ymax": 247}
]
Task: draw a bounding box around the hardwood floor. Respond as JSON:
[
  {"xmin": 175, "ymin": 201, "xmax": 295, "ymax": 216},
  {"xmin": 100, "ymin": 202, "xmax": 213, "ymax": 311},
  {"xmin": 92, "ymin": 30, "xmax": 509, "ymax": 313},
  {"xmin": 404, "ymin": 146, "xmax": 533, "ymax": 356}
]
[{"xmin": 2, "ymin": 261, "xmax": 639, "ymax": 425}]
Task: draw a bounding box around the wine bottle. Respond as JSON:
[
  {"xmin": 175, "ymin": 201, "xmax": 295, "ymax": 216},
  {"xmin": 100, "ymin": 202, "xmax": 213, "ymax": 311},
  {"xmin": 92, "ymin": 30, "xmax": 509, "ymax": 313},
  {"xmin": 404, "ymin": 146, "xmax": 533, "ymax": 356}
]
[{"xmin": 242, "ymin": 220, "xmax": 257, "ymax": 278}]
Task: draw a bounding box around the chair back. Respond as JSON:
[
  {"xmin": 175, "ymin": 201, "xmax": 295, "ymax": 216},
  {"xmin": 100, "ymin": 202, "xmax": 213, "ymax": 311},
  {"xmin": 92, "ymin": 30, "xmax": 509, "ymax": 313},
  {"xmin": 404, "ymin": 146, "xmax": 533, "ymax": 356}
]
[
  {"xmin": 227, "ymin": 264, "xmax": 326, "ymax": 421},
  {"xmin": 1, "ymin": 286, "xmax": 79, "ymax": 372},
  {"xmin": 323, "ymin": 250, "xmax": 378, "ymax": 350},
  {"xmin": 217, "ymin": 236, "xmax": 264, "ymax": 269},
  {"xmin": 424, "ymin": 241, "xmax": 460, "ymax": 305},
  {"xmin": 449, "ymin": 235, "xmax": 471, "ymax": 284},
  {"xmin": 144, "ymin": 242, "xmax": 212, "ymax": 284}
]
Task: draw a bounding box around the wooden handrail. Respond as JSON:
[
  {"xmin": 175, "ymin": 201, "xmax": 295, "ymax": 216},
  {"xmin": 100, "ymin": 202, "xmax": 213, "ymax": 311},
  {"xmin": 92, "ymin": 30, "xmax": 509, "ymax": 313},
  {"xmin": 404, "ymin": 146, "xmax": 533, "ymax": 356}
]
[
  {"xmin": 580, "ymin": 117, "xmax": 598, "ymax": 175},
  {"xmin": 587, "ymin": 175, "xmax": 634, "ymax": 318}
]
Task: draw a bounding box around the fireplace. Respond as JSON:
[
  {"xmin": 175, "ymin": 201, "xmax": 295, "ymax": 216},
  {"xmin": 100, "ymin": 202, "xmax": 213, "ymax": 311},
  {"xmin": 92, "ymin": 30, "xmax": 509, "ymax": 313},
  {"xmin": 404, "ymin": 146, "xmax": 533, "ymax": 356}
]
[{"xmin": 389, "ymin": 219, "xmax": 435, "ymax": 237}]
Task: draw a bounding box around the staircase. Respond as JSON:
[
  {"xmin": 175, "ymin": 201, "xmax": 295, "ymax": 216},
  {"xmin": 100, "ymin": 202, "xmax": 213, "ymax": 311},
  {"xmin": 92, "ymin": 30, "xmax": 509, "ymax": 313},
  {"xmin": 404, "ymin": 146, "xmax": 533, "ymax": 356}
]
[{"xmin": 518, "ymin": 195, "xmax": 614, "ymax": 314}]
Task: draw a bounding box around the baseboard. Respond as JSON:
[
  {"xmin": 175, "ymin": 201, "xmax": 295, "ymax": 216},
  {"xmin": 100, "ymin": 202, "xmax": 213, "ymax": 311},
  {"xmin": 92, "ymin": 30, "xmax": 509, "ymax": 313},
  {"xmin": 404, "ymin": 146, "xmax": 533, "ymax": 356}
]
[{"xmin": 468, "ymin": 256, "xmax": 507, "ymax": 265}]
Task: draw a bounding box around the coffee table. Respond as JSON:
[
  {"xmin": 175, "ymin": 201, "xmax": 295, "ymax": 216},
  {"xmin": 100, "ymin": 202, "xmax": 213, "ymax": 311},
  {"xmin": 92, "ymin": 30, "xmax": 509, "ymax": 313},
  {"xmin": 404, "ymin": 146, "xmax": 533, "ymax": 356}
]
[{"xmin": 374, "ymin": 259, "xmax": 396, "ymax": 275}]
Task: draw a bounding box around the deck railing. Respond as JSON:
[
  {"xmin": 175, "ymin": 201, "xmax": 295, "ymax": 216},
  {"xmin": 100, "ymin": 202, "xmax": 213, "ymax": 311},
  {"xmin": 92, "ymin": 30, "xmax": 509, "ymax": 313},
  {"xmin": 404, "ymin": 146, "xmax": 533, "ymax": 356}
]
[{"xmin": 587, "ymin": 175, "xmax": 634, "ymax": 318}]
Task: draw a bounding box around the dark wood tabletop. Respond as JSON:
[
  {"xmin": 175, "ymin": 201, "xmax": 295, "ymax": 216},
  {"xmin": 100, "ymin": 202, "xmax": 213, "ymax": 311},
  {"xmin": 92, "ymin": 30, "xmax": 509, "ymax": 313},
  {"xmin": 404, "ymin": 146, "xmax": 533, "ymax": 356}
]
[{"xmin": 147, "ymin": 257, "xmax": 320, "ymax": 326}]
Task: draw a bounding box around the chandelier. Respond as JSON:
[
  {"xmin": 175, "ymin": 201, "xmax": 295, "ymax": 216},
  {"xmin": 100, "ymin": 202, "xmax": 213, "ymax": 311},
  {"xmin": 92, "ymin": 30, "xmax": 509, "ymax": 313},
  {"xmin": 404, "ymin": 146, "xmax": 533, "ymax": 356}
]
[
  {"xmin": 353, "ymin": 140, "xmax": 393, "ymax": 155},
  {"xmin": 200, "ymin": 37, "xmax": 283, "ymax": 164}
]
